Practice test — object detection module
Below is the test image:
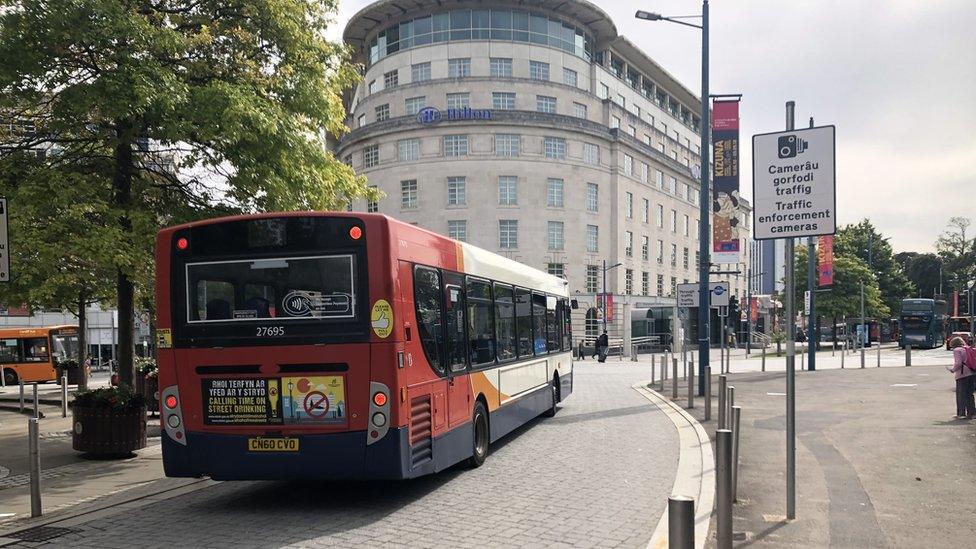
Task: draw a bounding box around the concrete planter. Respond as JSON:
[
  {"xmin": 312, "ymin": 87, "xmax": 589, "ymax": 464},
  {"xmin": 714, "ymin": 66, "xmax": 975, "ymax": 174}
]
[{"xmin": 72, "ymin": 404, "xmax": 147, "ymax": 457}]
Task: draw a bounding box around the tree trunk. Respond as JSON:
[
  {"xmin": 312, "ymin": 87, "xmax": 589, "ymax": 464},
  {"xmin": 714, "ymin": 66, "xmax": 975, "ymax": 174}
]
[
  {"xmin": 113, "ymin": 119, "xmax": 136, "ymax": 388},
  {"xmin": 77, "ymin": 293, "xmax": 88, "ymax": 391}
]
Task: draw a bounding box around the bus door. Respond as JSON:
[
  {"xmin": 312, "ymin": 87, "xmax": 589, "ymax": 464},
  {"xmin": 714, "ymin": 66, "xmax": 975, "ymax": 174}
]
[{"xmin": 443, "ymin": 272, "xmax": 470, "ymax": 428}]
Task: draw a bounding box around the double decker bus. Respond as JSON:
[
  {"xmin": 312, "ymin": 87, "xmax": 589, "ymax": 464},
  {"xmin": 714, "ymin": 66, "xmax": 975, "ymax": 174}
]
[
  {"xmin": 899, "ymin": 298, "xmax": 946, "ymax": 349},
  {"xmin": 0, "ymin": 325, "xmax": 80, "ymax": 385},
  {"xmin": 155, "ymin": 213, "xmax": 573, "ymax": 480}
]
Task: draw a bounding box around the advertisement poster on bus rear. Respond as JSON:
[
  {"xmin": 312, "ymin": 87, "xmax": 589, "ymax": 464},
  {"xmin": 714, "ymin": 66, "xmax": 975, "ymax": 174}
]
[
  {"xmin": 712, "ymin": 100, "xmax": 741, "ymax": 264},
  {"xmin": 202, "ymin": 376, "xmax": 346, "ymax": 425},
  {"xmin": 282, "ymin": 376, "xmax": 346, "ymax": 424}
]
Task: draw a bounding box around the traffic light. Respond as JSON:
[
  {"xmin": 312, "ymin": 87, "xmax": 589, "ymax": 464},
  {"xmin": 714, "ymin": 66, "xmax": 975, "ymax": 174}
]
[{"xmin": 728, "ymin": 295, "xmax": 740, "ymax": 324}]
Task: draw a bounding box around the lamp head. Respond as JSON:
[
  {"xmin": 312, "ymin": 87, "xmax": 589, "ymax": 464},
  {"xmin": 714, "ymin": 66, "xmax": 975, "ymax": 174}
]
[{"xmin": 635, "ymin": 10, "xmax": 663, "ymax": 21}]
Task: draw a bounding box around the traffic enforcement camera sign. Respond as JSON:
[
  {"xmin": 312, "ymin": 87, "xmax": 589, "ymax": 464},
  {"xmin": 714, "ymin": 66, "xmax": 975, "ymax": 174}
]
[
  {"xmin": 677, "ymin": 282, "xmax": 730, "ymax": 308},
  {"xmin": 752, "ymin": 125, "xmax": 836, "ymax": 240}
]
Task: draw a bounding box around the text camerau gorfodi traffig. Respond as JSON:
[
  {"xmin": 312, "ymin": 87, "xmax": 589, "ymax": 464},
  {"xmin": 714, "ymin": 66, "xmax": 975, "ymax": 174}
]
[{"xmin": 758, "ymin": 160, "xmax": 832, "ymax": 235}]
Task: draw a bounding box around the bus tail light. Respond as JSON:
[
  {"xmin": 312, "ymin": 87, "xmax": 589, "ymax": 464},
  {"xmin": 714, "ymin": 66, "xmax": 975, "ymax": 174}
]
[
  {"xmin": 176, "ymin": 237, "xmax": 189, "ymax": 250},
  {"xmin": 367, "ymin": 381, "xmax": 390, "ymax": 446},
  {"xmin": 160, "ymin": 385, "xmax": 186, "ymax": 446}
]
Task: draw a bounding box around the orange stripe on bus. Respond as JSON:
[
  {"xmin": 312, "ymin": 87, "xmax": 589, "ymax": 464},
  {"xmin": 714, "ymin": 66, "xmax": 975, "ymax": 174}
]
[{"xmin": 469, "ymin": 371, "xmax": 507, "ymax": 412}]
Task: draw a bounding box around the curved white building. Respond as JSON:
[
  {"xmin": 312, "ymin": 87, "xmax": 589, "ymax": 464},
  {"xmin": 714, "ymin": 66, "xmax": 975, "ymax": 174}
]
[{"xmin": 339, "ymin": 0, "xmax": 751, "ymax": 344}]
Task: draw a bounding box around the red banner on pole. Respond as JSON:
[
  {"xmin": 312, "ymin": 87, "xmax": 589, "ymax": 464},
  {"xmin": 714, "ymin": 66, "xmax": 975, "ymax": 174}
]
[
  {"xmin": 711, "ymin": 100, "xmax": 741, "ymax": 264},
  {"xmin": 817, "ymin": 235, "xmax": 834, "ymax": 286},
  {"xmin": 750, "ymin": 297, "xmax": 759, "ymax": 323}
]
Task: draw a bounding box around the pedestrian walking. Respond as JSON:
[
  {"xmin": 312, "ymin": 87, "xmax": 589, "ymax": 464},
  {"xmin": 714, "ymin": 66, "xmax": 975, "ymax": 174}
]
[
  {"xmin": 597, "ymin": 331, "xmax": 609, "ymax": 363},
  {"xmin": 577, "ymin": 339, "xmax": 585, "ymax": 360},
  {"xmin": 947, "ymin": 337, "xmax": 975, "ymax": 419}
]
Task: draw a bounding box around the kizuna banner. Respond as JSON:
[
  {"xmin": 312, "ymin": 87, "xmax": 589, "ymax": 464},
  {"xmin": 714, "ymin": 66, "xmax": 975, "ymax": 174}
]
[
  {"xmin": 817, "ymin": 235, "xmax": 834, "ymax": 286},
  {"xmin": 712, "ymin": 101, "xmax": 741, "ymax": 264}
]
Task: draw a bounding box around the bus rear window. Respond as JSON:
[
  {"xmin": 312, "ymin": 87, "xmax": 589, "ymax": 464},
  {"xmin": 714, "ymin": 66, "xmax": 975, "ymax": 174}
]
[{"xmin": 186, "ymin": 254, "xmax": 356, "ymax": 323}]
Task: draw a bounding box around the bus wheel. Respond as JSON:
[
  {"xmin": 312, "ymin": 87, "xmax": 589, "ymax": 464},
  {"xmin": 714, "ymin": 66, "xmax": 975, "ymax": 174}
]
[
  {"xmin": 2, "ymin": 368, "xmax": 16, "ymax": 386},
  {"xmin": 467, "ymin": 401, "xmax": 489, "ymax": 468},
  {"xmin": 542, "ymin": 377, "xmax": 559, "ymax": 418}
]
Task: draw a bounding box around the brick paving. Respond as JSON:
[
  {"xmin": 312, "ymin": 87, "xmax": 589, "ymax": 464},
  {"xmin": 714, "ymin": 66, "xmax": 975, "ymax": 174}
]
[{"xmin": 3, "ymin": 362, "xmax": 679, "ymax": 548}]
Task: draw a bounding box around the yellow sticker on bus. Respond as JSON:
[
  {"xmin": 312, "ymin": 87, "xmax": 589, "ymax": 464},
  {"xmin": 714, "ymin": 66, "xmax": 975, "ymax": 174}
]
[
  {"xmin": 157, "ymin": 329, "xmax": 172, "ymax": 349},
  {"xmin": 371, "ymin": 299, "xmax": 393, "ymax": 338}
]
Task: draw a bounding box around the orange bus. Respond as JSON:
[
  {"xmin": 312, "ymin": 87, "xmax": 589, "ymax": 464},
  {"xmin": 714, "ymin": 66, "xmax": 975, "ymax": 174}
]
[
  {"xmin": 155, "ymin": 213, "xmax": 573, "ymax": 480},
  {"xmin": 0, "ymin": 325, "xmax": 80, "ymax": 385}
]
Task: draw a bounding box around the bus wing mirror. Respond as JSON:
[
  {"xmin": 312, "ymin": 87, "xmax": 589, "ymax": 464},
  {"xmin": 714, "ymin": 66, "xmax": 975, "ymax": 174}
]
[{"xmin": 571, "ymin": 299, "xmax": 579, "ymax": 310}]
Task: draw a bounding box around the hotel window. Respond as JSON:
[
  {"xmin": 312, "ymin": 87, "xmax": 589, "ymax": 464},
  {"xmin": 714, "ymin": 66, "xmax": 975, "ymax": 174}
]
[
  {"xmin": 544, "ymin": 137, "xmax": 566, "ymax": 159},
  {"xmin": 683, "ymin": 215, "xmax": 690, "ymax": 236},
  {"xmin": 640, "ymin": 162, "xmax": 649, "ymax": 183},
  {"xmin": 696, "ymin": 250, "xmax": 701, "ymax": 268},
  {"xmin": 498, "ymin": 176, "xmax": 518, "ymax": 205},
  {"xmin": 446, "ymin": 93, "xmax": 470, "ymax": 109},
  {"xmin": 367, "ymin": 185, "xmax": 378, "ymax": 213},
  {"xmin": 586, "ymin": 183, "xmax": 598, "ymax": 212},
  {"xmin": 443, "ymin": 135, "xmax": 468, "ymax": 156},
  {"xmin": 611, "ymin": 115, "xmax": 620, "ymax": 129},
  {"xmin": 548, "ymin": 263, "xmax": 566, "ymax": 279},
  {"xmin": 628, "ymin": 125, "xmax": 637, "ymax": 137},
  {"xmin": 563, "ymin": 68, "xmax": 578, "ymax": 87},
  {"xmin": 499, "ymin": 220, "xmax": 518, "ymax": 249},
  {"xmin": 643, "ymin": 134, "xmax": 652, "ymax": 146},
  {"xmin": 401, "ymin": 180, "xmax": 418, "ymax": 209},
  {"xmin": 357, "ymin": 114, "xmax": 366, "ymax": 128},
  {"xmin": 411, "ymin": 62, "xmax": 431, "ymax": 82},
  {"xmin": 362, "ymin": 144, "xmax": 378, "ymax": 168},
  {"xmin": 671, "ymin": 244, "xmax": 677, "ymax": 266},
  {"xmin": 586, "ymin": 225, "xmax": 599, "ymax": 253},
  {"xmin": 495, "ymin": 134, "xmax": 520, "ymax": 157},
  {"xmin": 492, "ymin": 92, "xmax": 516, "ymax": 110},
  {"xmin": 547, "ymin": 178, "xmax": 564, "ymax": 207},
  {"xmin": 383, "ymin": 69, "xmax": 398, "ymax": 88},
  {"xmin": 448, "ymin": 57, "xmax": 470, "ymax": 78},
  {"xmin": 671, "ymin": 277, "xmax": 677, "ymax": 297},
  {"xmin": 586, "ymin": 265, "xmax": 599, "ymax": 293},
  {"xmin": 657, "ymin": 274, "xmax": 664, "ymax": 295},
  {"xmin": 625, "ymin": 192, "xmax": 633, "ymax": 218},
  {"xmin": 368, "ymin": 80, "xmax": 377, "ymax": 94},
  {"xmin": 625, "ymin": 269, "xmax": 634, "ymax": 295},
  {"xmin": 657, "ymin": 240, "xmax": 664, "ymax": 263},
  {"xmin": 615, "ymin": 93, "xmax": 626, "ymax": 108},
  {"xmin": 583, "ymin": 142, "xmax": 600, "ymax": 165},
  {"xmin": 642, "ymin": 199, "xmax": 649, "ymax": 223},
  {"xmin": 490, "ymin": 57, "xmax": 512, "ymax": 77},
  {"xmin": 642, "ymin": 272, "xmax": 650, "ymax": 296},
  {"xmin": 375, "ymin": 104, "xmax": 389, "ymax": 122},
  {"xmin": 683, "ymin": 247, "xmax": 689, "ymax": 269},
  {"xmin": 447, "ymin": 177, "xmax": 466, "ymax": 206},
  {"xmin": 405, "ymin": 96, "xmax": 426, "ymax": 115},
  {"xmin": 623, "ymin": 154, "xmax": 633, "ymax": 176},
  {"xmin": 548, "ymin": 221, "xmax": 564, "ymax": 251},
  {"xmin": 599, "ymin": 82, "xmax": 610, "ymax": 99},
  {"xmin": 398, "ymin": 138, "xmax": 420, "ymax": 161},
  {"xmin": 625, "ymin": 231, "xmax": 633, "ymax": 257},
  {"xmin": 537, "ymin": 95, "xmax": 557, "ymax": 114},
  {"xmin": 641, "ymin": 236, "xmax": 649, "ymax": 260},
  {"xmin": 670, "ymin": 176, "xmax": 677, "ymax": 194},
  {"xmin": 656, "ymin": 170, "xmax": 664, "ymax": 189},
  {"xmin": 670, "ymin": 210, "xmax": 677, "ymax": 232},
  {"xmin": 573, "ymin": 102, "xmax": 588, "ymax": 118},
  {"xmin": 656, "ymin": 204, "xmax": 664, "ymax": 228},
  {"xmin": 448, "ymin": 220, "xmax": 467, "ymax": 241},
  {"xmin": 529, "ymin": 60, "xmax": 550, "ymax": 80}
]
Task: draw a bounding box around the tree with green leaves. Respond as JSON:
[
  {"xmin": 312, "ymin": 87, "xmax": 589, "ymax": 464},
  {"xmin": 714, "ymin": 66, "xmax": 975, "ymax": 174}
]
[
  {"xmin": 834, "ymin": 219, "xmax": 913, "ymax": 315},
  {"xmin": 935, "ymin": 217, "xmax": 976, "ymax": 294},
  {"xmin": 894, "ymin": 251, "xmax": 941, "ymax": 299},
  {"xmin": 0, "ymin": 0, "xmax": 374, "ymax": 386}
]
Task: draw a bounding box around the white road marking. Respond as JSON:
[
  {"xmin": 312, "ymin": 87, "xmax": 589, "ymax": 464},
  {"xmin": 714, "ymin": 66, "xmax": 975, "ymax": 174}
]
[
  {"xmin": 890, "ymin": 384, "xmax": 917, "ymax": 387},
  {"xmin": 766, "ymin": 392, "xmax": 786, "ymax": 396}
]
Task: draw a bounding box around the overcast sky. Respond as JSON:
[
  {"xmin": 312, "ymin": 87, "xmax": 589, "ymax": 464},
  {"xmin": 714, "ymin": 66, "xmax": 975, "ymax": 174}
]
[{"xmin": 329, "ymin": 0, "xmax": 976, "ymax": 253}]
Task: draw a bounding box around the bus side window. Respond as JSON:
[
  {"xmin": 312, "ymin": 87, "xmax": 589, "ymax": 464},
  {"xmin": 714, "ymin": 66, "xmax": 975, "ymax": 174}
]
[
  {"xmin": 0, "ymin": 339, "xmax": 21, "ymax": 363},
  {"xmin": 532, "ymin": 292, "xmax": 548, "ymax": 355},
  {"xmin": 493, "ymin": 284, "xmax": 516, "ymax": 361},
  {"xmin": 558, "ymin": 299, "xmax": 572, "ymax": 351},
  {"xmin": 515, "ymin": 289, "xmax": 533, "ymax": 357},
  {"xmin": 22, "ymin": 337, "xmax": 49, "ymax": 362},
  {"xmin": 545, "ymin": 296, "xmax": 559, "ymax": 352},
  {"xmin": 443, "ymin": 272, "xmax": 467, "ymax": 373},
  {"xmin": 413, "ymin": 266, "xmax": 444, "ymax": 374},
  {"xmin": 466, "ymin": 278, "xmax": 495, "ymax": 366}
]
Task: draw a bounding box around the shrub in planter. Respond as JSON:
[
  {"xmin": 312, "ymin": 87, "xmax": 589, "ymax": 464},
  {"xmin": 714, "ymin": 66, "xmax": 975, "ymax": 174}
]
[
  {"xmin": 136, "ymin": 357, "xmax": 159, "ymax": 415},
  {"xmin": 72, "ymin": 384, "xmax": 147, "ymax": 457}
]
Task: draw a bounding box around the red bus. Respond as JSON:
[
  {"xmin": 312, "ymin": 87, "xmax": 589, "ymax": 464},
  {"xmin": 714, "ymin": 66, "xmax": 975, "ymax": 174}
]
[{"xmin": 155, "ymin": 213, "xmax": 573, "ymax": 480}]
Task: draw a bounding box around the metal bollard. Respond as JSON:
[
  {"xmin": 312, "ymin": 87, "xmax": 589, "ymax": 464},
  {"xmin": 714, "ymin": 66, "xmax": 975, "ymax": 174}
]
[
  {"xmin": 651, "ymin": 355, "xmax": 656, "ymax": 385},
  {"xmin": 19, "ymin": 380, "xmax": 25, "ymax": 413},
  {"xmin": 32, "ymin": 383, "xmax": 39, "ymax": 419},
  {"xmin": 761, "ymin": 345, "xmax": 766, "ymax": 372},
  {"xmin": 877, "ymin": 340, "xmax": 881, "ymax": 367},
  {"xmin": 704, "ymin": 365, "xmax": 712, "ymax": 421},
  {"xmin": 732, "ymin": 406, "xmax": 741, "ymax": 503},
  {"xmin": 860, "ymin": 340, "xmax": 865, "ymax": 369},
  {"xmin": 718, "ymin": 375, "xmax": 728, "ymax": 429},
  {"xmin": 29, "ymin": 417, "xmax": 42, "ymax": 517},
  {"xmin": 727, "ymin": 386, "xmax": 735, "ymax": 429},
  {"xmin": 841, "ymin": 342, "xmax": 846, "ymax": 369},
  {"xmin": 668, "ymin": 495, "xmax": 695, "ymax": 549},
  {"xmin": 632, "ymin": 344, "xmax": 638, "ymax": 362},
  {"xmin": 61, "ymin": 375, "xmax": 68, "ymax": 418},
  {"xmin": 672, "ymin": 358, "xmax": 678, "ymax": 399},
  {"xmin": 906, "ymin": 345, "xmax": 912, "ymax": 367},
  {"xmin": 0, "ymin": 365, "xmax": 5, "ymax": 387},
  {"xmin": 688, "ymin": 357, "xmax": 695, "ymax": 409},
  {"xmin": 832, "ymin": 341, "xmax": 835, "ymax": 356},
  {"xmin": 716, "ymin": 429, "xmax": 733, "ymax": 548}
]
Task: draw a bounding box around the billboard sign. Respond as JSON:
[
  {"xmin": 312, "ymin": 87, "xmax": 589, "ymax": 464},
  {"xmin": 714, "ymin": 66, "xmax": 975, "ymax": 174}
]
[
  {"xmin": 712, "ymin": 101, "xmax": 741, "ymax": 264},
  {"xmin": 752, "ymin": 125, "xmax": 836, "ymax": 240}
]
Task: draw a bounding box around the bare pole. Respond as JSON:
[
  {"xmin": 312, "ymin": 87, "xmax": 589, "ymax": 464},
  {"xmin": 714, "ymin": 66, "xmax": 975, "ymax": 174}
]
[{"xmin": 785, "ymin": 101, "xmax": 797, "ymax": 520}]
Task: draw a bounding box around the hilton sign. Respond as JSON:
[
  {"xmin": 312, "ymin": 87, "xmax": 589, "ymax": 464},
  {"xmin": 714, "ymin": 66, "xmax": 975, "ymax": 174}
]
[{"xmin": 417, "ymin": 107, "xmax": 492, "ymax": 124}]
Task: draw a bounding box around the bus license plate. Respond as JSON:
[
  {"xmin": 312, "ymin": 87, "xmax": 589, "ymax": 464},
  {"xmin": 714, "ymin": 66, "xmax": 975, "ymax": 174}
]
[{"xmin": 247, "ymin": 437, "xmax": 299, "ymax": 452}]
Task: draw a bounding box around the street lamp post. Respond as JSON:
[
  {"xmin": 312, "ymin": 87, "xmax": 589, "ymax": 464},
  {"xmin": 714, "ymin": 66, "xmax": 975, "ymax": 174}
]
[{"xmin": 637, "ymin": 0, "xmax": 710, "ymax": 397}]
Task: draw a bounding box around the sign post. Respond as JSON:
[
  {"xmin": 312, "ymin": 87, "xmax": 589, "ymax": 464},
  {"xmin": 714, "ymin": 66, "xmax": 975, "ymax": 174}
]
[{"xmin": 752, "ymin": 103, "xmax": 836, "ymax": 521}]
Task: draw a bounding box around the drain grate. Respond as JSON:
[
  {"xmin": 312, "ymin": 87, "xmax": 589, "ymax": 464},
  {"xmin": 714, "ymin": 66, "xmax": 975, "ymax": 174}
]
[{"xmin": 9, "ymin": 525, "xmax": 76, "ymax": 542}]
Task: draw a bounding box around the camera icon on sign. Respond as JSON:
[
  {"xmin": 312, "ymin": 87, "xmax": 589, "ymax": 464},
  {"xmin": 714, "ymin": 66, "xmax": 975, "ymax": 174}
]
[{"xmin": 777, "ymin": 135, "xmax": 808, "ymax": 159}]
